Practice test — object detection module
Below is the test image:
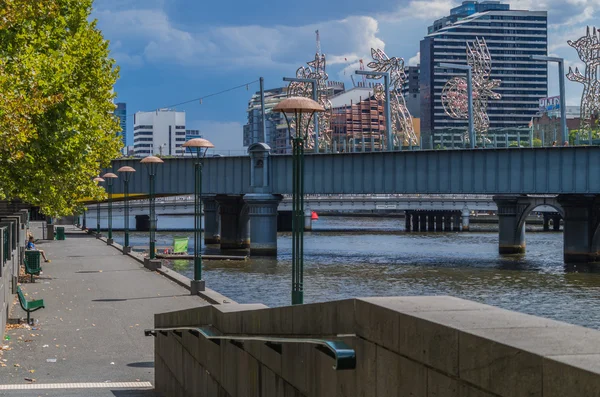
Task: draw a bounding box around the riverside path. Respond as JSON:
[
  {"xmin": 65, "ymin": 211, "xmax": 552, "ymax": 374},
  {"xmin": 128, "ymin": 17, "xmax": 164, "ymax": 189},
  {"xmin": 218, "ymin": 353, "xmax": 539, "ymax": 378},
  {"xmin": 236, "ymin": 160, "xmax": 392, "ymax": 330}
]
[{"xmin": 0, "ymin": 225, "xmax": 208, "ymax": 396}]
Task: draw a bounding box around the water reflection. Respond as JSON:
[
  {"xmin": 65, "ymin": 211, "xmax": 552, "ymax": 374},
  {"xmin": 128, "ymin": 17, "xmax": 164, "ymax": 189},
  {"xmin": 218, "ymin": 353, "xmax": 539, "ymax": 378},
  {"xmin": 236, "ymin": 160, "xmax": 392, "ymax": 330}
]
[{"xmin": 111, "ymin": 216, "xmax": 600, "ymax": 330}]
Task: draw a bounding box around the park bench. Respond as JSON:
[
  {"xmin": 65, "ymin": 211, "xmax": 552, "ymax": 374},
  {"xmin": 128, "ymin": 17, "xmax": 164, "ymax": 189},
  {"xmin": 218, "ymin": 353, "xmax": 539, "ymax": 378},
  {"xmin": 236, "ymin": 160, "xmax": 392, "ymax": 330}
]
[
  {"xmin": 24, "ymin": 250, "xmax": 42, "ymax": 282},
  {"xmin": 17, "ymin": 285, "xmax": 44, "ymax": 325}
]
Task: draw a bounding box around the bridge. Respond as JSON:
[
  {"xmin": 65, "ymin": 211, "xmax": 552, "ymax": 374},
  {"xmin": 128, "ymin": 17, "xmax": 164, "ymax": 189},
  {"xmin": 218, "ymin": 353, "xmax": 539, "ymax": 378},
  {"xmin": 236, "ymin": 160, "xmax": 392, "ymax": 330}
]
[{"xmin": 103, "ymin": 145, "xmax": 600, "ymax": 263}]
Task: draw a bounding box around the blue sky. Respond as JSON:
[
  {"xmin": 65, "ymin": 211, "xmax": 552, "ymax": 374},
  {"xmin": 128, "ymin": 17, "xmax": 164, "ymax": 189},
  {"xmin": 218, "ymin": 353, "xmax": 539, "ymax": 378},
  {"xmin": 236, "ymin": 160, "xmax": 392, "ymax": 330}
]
[{"xmin": 93, "ymin": 0, "xmax": 597, "ymax": 151}]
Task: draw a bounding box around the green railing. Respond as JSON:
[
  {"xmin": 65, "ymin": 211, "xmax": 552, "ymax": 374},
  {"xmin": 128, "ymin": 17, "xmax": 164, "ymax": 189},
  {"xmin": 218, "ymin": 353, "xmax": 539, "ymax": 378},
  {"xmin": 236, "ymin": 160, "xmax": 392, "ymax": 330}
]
[{"xmin": 145, "ymin": 325, "xmax": 356, "ymax": 370}]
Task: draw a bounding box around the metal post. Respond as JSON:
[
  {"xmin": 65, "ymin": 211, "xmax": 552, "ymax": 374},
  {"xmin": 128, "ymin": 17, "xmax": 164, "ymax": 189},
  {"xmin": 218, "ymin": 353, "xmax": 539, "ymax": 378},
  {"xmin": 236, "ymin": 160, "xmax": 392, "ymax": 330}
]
[
  {"xmin": 149, "ymin": 174, "xmax": 156, "ymax": 259},
  {"xmin": 260, "ymin": 77, "xmax": 266, "ymax": 144},
  {"xmin": 82, "ymin": 210, "xmax": 86, "ymax": 230},
  {"xmin": 107, "ymin": 181, "xmax": 113, "ymax": 240},
  {"xmin": 194, "ymin": 158, "xmax": 203, "ymax": 282},
  {"xmin": 291, "ymin": 135, "xmax": 305, "ymax": 305},
  {"xmin": 383, "ymin": 74, "xmax": 392, "ymax": 151},
  {"xmin": 96, "ymin": 201, "xmax": 100, "ymax": 235},
  {"xmin": 558, "ymin": 60, "xmax": 568, "ymax": 145},
  {"xmin": 466, "ymin": 68, "xmax": 474, "ymax": 148},
  {"xmin": 505, "ymin": 133, "xmax": 509, "ymax": 148},
  {"xmin": 124, "ymin": 179, "xmax": 130, "ymax": 248}
]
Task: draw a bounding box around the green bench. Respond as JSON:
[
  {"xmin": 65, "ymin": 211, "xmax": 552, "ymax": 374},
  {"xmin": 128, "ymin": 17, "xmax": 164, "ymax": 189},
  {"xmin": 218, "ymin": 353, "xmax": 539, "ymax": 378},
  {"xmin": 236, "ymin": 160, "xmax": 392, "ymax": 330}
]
[
  {"xmin": 17, "ymin": 286, "xmax": 44, "ymax": 325},
  {"xmin": 24, "ymin": 250, "xmax": 42, "ymax": 282}
]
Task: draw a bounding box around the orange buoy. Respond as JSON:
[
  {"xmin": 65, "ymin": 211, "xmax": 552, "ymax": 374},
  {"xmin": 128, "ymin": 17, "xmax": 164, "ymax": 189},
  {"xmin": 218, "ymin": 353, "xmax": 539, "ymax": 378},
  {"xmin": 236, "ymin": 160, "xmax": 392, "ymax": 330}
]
[{"xmin": 311, "ymin": 211, "xmax": 319, "ymax": 221}]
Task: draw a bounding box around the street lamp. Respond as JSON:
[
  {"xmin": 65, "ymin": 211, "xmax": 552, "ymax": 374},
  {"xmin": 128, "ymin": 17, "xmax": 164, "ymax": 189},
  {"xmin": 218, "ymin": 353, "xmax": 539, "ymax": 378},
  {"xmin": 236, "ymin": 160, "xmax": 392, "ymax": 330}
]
[
  {"xmin": 182, "ymin": 138, "xmax": 215, "ymax": 294},
  {"xmin": 530, "ymin": 55, "xmax": 568, "ymax": 145},
  {"xmin": 274, "ymin": 97, "xmax": 325, "ymax": 305},
  {"xmin": 92, "ymin": 177, "xmax": 105, "ymax": 237},
  {"xmin": 437, "ymin": 63, "xmax": 475, "ymax": 148},
  {"xmin": 117, "ymin": 166, "xmax": 136, "ymax": 254},
  {"xmin": 101, "ymin": 172, "xmax": 118, "ymax": 244},
  {"xmin": 140, "ymin": 156, "xmax": 164, "ymax": 260},
  {"xmin": 282, "ymin": 77, "xmax": 320, "ymax": 151}
]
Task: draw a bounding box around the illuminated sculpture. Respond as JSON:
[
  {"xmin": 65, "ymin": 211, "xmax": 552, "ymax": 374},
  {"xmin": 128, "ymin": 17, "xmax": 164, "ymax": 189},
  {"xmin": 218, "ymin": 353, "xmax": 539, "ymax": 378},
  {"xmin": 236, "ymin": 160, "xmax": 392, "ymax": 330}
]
[
  {"xmin": 441, "ymin": 38, "xmax": 501, "ymax": 140},
  {"xmin": 287, "ymin": 53, "xmax": 333, "ymax": 150},
  {"xmin": 367, "ymin": 49, "xmax": 418, "ymax": 147},
  {"xmin": 567, "ymin": 26, "xmax": 600, "ymax": 134}
]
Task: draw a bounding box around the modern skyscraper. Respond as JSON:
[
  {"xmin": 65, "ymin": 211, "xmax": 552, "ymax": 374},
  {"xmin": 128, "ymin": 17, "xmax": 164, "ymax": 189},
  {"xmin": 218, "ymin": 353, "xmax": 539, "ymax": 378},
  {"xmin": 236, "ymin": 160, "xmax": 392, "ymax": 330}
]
[
  {"xmin": 243, "ymin": 87, "xmax": 289, "ymax": 153},
  {"xmin": 114, "ymin": 103, "xmax": 127, "ymax": 154},
  {"xmin": 133, "ymin": 109, "xmax": 186, "ymax": 157},
  {"xmin": 420, "ymin": 1, "xmax": 547, "ymax": 147}
]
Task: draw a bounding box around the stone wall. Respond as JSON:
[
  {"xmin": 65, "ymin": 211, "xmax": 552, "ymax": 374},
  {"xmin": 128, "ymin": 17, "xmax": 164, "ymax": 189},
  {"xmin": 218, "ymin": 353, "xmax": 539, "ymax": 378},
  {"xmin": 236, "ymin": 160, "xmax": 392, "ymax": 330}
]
[{"xmin": 154, "ymin": 296, "xmax": 600, "ymax": 397}]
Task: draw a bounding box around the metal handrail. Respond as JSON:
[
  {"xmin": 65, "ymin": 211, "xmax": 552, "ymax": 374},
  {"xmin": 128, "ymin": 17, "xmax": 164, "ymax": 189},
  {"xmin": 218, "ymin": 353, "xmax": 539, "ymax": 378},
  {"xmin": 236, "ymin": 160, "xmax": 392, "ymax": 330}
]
[{"xmin": 144, "ymin": 325, "xmax": 356, "ymax": 370}]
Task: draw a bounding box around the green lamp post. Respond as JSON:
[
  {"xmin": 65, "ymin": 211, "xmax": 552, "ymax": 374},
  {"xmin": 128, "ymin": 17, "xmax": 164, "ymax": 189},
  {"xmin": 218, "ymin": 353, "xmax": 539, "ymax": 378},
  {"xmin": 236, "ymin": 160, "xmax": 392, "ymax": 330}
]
[
  {"xmin": 140, "ymin": 156, "xmax": 164, "ymax": 259},
  {"xmin": 182, "ymin": 138, "xmax": 215, "ymax": 294},
  {"xmin": 101, "ymin": 172, "xmax": 118, "ymax": 244},
  {"xmin": 92, "ymin": 176, "xmax": 105, "ymax": 237},
  {"xmin": 117, "ymin": 166, "xmax": 136, "ymax": 254},
  {"xmin": 273, "ymin": 97, "xmax": 324, "ymax": 305}
]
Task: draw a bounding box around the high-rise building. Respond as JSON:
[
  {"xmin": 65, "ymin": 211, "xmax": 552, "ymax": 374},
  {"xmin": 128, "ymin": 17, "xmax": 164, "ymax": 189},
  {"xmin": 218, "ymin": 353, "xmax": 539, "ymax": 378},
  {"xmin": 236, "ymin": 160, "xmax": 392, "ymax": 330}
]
[
  {"xmin": 419, "ymin": 1, "xmax": 547, "ymax": 147},
  {"xmin": 243, "ymin": 82, "xmax": 346, "ymax": 154},
  {"xmin": 133, "ymin": 109, "xmax": 186, "ymax": 157},
  {"xmin": 330, "ymin": 87, "xmax": 386, "ymax": 152},
  {"xmin": 114, "ymin": 103, "xmax": 127, "ymax": 154},
  {"xmin": 243, "ymin": 87, "xmax": 289, "ymax": 153},
  {"xmin": 403, "ymin": 66, "xmax": 420, "ymax": 118}
]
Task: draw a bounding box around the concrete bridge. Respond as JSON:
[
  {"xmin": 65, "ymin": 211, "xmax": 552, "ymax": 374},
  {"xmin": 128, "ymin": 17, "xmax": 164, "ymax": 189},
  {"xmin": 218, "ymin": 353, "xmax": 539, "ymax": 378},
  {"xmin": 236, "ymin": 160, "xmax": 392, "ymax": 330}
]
[{"xmin": 103, "ymin": 146, "xmax": 600, "ymax": 263}]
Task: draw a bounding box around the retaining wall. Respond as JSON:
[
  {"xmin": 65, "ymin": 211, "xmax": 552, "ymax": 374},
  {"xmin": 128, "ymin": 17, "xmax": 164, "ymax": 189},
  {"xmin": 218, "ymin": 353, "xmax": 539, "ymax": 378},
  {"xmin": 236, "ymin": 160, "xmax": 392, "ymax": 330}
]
[{"xmin": 154, "ymin": 296, "xmax": 600, "ymax": 397}]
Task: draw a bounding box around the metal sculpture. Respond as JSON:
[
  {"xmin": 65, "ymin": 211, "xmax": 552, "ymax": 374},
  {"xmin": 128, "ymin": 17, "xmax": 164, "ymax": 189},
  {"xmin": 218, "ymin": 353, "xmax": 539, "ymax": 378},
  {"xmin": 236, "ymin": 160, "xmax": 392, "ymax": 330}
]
[
  {"xmin": 287, "ymin": 53, "xmax": 333, "ymax": 150},
  {"xmin": 567, "ymin": 26, "xmax": 600, "ymax": 134},
  {"xmin": 366, "ymin": 49, "xmax": 418, "ymax": 147},
  {"xmin": 441, "ymin": 38, "xmax": 501, "ymax": 140}
]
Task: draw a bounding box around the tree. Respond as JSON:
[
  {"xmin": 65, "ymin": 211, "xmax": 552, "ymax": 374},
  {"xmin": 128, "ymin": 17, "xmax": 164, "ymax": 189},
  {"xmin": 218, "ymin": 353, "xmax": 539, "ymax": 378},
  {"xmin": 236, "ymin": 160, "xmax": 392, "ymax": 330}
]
[{"xmin": 0, "ymin": 0, "xmax": 121, "ymax": 216}]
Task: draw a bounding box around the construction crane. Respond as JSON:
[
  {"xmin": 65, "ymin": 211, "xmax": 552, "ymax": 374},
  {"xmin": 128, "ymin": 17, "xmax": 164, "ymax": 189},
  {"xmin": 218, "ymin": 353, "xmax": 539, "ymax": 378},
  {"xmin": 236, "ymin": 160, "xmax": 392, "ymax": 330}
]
[{"xmin": 315, "ymin": 30, "xmax": 321, "ymax": 56}]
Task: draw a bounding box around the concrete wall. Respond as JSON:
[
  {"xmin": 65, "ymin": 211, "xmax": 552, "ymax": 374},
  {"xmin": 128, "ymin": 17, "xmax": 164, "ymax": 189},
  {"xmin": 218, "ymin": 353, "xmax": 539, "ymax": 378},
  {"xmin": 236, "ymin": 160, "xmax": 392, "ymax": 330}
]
[{"xmin": 154, "ymin": 296, "xmax": 600, "ymax": 397}]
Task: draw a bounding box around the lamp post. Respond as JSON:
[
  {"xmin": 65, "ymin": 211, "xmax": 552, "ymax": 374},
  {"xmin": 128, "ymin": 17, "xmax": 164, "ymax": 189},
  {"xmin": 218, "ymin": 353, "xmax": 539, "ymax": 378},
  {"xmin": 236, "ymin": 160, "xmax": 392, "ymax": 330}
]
[
  {"xmin": 530, "ymin": 55, "xmax": 568, "ymax": 145},
  {"xmin": 182, "ymin": 138, "xmax": 215, "ymax": 294},
  {"xmin": 283, "ymin": 77, "xmax": 320, "ymax": 152},
  {"xmin": 274, "ymin": 97, "xmax": 325, "ymax": 305},
  {"xmin": 117, "ymin": 166, "xmax": 136, "ymax": 254},
  {"xmin": 140, "ymin": 156, "xmax": 164, "ymax": 260},
  {"xmin": 92, "ymin": 177, "xmax": 105, "ymax": 237},
  {"xmin": 438, "ymin": 63, "xmax": 475, "ymax": 148},
  {"xmin": 101, "ymin": 172, "xmax": 118, "ymax": 244}
]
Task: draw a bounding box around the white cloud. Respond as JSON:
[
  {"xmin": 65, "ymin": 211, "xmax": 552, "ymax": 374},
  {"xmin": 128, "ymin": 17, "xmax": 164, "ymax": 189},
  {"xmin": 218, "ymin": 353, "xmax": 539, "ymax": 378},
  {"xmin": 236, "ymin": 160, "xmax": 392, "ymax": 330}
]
[
  {"xmin": 383, "ymin": 0, "xmax": 458, "ymax": 21},
  {"xmin": 95, "ymin": 8, "xmax": 385, "ymax": 71},
  {"xmin": 408, "ymin": 52, "xmax": 420, "ymax": 66}
]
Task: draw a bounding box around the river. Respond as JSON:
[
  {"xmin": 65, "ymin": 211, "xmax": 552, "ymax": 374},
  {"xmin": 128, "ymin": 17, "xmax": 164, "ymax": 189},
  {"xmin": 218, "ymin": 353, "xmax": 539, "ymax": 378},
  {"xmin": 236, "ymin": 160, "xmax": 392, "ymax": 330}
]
[{"xmin": 110, "ymin": 216, "xmax": 600, "ymax": 330}]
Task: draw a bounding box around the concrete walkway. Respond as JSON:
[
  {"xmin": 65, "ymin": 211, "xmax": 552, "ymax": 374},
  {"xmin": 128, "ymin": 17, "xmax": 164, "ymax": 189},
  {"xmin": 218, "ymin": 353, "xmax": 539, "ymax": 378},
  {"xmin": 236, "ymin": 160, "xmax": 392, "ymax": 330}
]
[{"xmin": 0, "ymin": 225, "xmax": 208, "ymax": 396}]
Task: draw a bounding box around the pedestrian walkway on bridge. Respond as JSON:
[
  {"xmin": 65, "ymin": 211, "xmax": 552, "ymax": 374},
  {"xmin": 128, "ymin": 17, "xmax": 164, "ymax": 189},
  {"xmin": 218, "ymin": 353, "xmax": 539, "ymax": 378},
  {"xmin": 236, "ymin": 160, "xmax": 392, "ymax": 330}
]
[{"xmin": 0, "ymin": 225, "xmax": 207, "ymax": 396}]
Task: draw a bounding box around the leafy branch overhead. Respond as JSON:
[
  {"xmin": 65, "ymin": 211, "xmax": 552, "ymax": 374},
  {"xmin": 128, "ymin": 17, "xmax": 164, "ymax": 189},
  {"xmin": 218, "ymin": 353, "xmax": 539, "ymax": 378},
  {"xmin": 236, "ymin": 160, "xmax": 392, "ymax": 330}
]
[{"xmin": 0, "ymin": 0, "xmax": 122, "ymax": 216}]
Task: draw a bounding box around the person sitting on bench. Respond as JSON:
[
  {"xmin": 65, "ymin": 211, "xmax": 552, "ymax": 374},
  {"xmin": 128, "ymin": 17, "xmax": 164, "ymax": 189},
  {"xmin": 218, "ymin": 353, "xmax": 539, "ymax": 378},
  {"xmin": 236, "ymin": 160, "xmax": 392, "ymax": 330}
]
[{"xmin": 26, "ymin": 236, "xmax": 51, "ymax": 262}]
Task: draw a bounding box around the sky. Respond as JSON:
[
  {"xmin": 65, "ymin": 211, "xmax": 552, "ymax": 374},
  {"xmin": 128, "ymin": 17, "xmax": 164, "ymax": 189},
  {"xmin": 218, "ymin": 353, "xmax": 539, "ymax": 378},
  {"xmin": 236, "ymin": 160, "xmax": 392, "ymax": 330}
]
[{"xmin": 92, "ymin": 0, "xmax": 599, "ymax": 151}]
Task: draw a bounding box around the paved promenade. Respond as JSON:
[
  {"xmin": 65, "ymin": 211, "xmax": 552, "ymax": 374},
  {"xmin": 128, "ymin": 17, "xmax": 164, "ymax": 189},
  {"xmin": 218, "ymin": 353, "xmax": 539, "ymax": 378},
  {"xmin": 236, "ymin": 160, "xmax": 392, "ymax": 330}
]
[{"xmin": 0, "ymin": 225, "xmax": 208, "ymax": 396}]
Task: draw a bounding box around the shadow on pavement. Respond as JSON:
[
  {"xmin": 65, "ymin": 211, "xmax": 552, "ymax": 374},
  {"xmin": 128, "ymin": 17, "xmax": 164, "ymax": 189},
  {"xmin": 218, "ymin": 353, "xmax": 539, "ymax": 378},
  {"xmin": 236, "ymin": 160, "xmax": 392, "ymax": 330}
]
[
  {"xmin": 127, "ymin": 361, "xmax": 154, "ymax": 368},
  {"xmin": 112, "ymin": 390, "xmax": 162, "ymax": 397},
  {"xmin": 92, "ymin": 294, "xmax": 189, "ymax": 302}
]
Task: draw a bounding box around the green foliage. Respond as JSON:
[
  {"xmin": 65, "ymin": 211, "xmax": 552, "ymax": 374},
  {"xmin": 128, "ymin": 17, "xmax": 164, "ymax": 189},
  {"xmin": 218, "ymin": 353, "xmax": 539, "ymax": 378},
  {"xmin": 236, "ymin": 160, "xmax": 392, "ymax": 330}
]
[
  {"xmin": 0, "ymin": 0, "xmax": 121, "ymax": 216},
  {"xmin": 532, "ymin": 138, "xmax": 542, "ymax": 147}
]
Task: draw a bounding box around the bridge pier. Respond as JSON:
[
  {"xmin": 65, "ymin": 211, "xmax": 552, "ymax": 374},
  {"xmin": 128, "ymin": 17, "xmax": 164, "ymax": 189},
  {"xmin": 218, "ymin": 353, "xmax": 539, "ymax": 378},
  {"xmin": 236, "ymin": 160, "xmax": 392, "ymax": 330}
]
[
  {"xmin": 495, "ymin": 196, "xmax": 526, "ymax": 254},
  {"xmin": 462, "ymin": 208, "xmax": 470, "ymax": 232},
  {"xmin": 427, "ymin": 214, "xmax": 435, "ymax": 232},
  {"xmin": 215, "ymin": 195, "xmax": 248, "ymax": 251},
  {"xmin": 435, "ymin": 214, "xmax": 442, "ymax": 232},
  {"xmin": 202, "ymin": 197, "xmax": 220, "ymax": 245},
  {"xmin": 243, "ymin": 194, "xmax": 282, "ymax": 256},
  {"xmin": 444, "ymin": 214, "xmax": 452, "ymax": 231},
  {"xmin": 543, "ymin": 213, "xmax": 551, "ymax": 231},
  {"xmin": 419, "ymin": 214, "xmax": 426, "ymax": 232},
  {"xmin": 557, "ymin": 195, "xmax": 600, "ymax": 263},
  {"xmin": 404, "ymin": 212, "xmax": 411, "ymax": 231},
  {"xmin": 553, "ymin": 215, "xmax": 562, "ymax": 231},
  {"xmin": 453, "ymin": 214, "xmax": 461, "ymax": 232}
]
